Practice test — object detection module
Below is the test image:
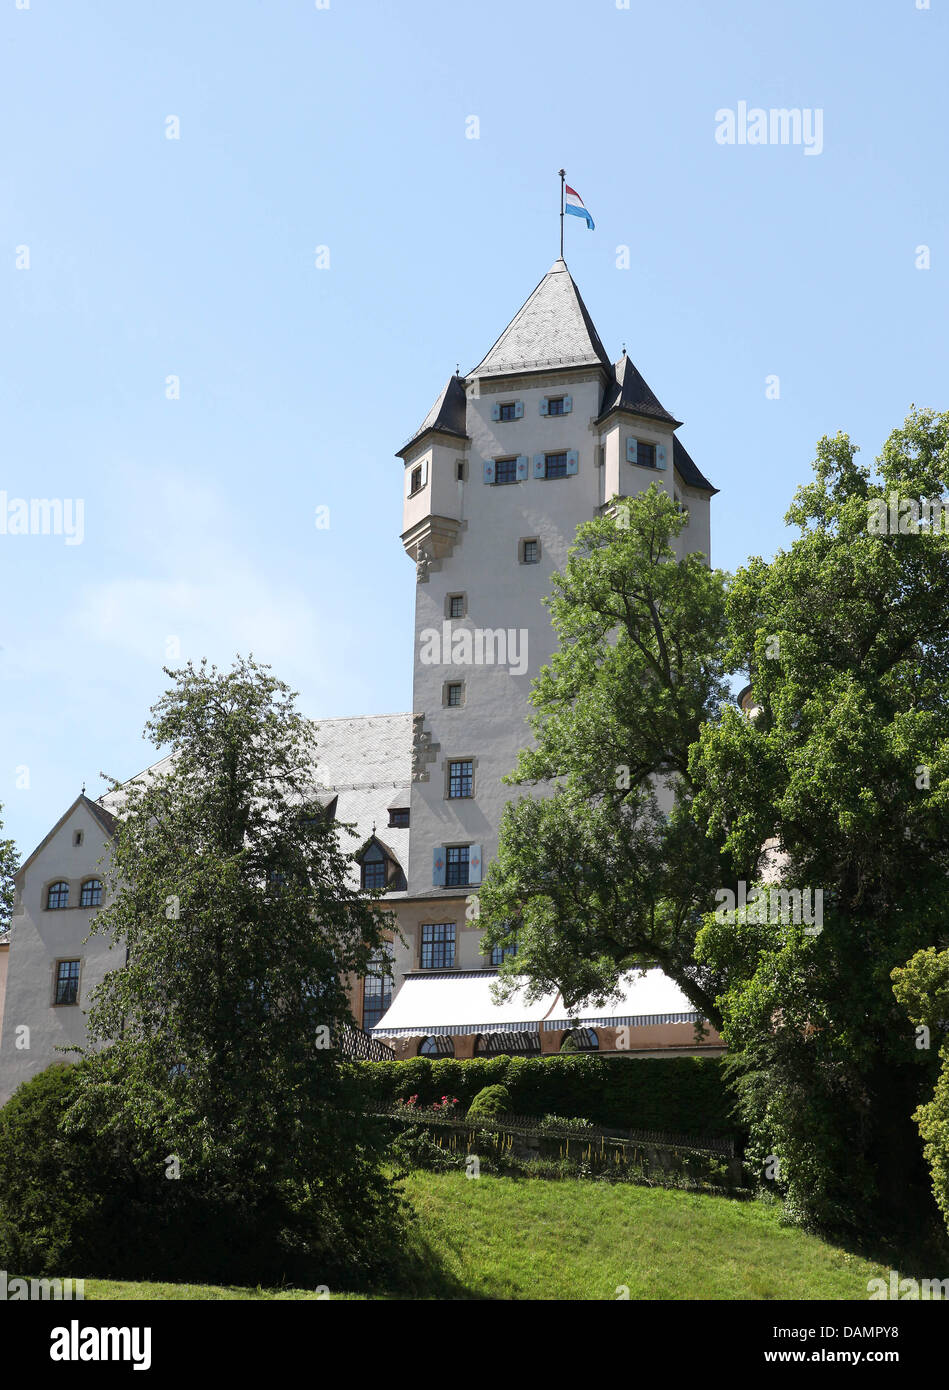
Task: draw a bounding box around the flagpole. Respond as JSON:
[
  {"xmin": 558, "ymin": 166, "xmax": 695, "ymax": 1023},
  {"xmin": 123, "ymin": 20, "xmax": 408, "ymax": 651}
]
[{"xmin": 558, "ymin": 169, "xmax": 565, "ymax": 259}]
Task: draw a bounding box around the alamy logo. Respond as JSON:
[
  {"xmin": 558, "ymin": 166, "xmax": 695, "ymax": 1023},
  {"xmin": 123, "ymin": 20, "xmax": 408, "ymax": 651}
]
[
  {"xmin": 867, "ymin": 493, "xmax": 949, "ymax": 535},
  {"xmin": 715, "ymin": 102, "xmax": 823, "ymax": 155},
  {"xmin": 868, "ymin": 1269, "xmax": 949, "ymax": 1300},
  {"xmin": 715, "ymin": 881, "xmax": 823, "ymax": 931},
  {"xmin": 0, "ymin": 492, "xmax": 84, "ymax": 545},
  {"xmin": 49, "ymin": 1320, "xmax": 151, "ymax": 1370},
  {"xmin": 419, "ymin": 622, "xmax": 528, "ymax": 677},
  {"xmin": 0, "ymin": 1269, "xmax": 84, "ymax": 1300}
]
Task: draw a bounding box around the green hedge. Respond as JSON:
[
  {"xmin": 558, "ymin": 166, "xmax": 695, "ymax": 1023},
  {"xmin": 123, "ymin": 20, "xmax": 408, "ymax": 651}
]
[{"xmin": 351, "ymin": 1054, "xmax": 739, "ymax": 1138}]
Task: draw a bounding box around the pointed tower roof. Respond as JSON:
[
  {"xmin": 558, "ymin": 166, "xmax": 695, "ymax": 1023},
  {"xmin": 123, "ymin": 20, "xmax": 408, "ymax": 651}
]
[
  {"xmin": 397, "ymin": 373, "xmax": 469, "ymax": 458},
  {"xmin": 469, "ymin": 259, "xmax": 612, "ymax": 379},
  {"xmin": 597, "ymin": 351, "xmax": 680, "ymax": 427},
  {"xmin": 672, "ymin": 436, "xmax": 718, "ymax": 495}
]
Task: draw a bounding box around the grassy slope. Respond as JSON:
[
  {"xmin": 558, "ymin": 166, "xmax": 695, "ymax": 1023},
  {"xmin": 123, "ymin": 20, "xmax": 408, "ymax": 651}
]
[{"xmin": 81, "ymin": 1172, "xmax": 890, "ymax": 1301}]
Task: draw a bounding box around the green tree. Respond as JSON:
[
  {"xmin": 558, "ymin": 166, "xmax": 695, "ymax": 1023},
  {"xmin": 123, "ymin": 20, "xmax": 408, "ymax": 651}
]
[
  {"xmin": 478, "ymin": 485, "xmax": 733, "ymax": 1026},
  {"xmin": 693, "ymin": 410, "xmax": 949, "ymax": 1238},
  {"xmin": 0, "ymin": 803, "xmax": 17, "ymax": 933},
  {"xmin": 892, "ymin": 949, "xmax": 949, "ymax": 1235},
  {"xmin": 66, "ymin": 656, "xmax": 402, "ymax": 1283}
]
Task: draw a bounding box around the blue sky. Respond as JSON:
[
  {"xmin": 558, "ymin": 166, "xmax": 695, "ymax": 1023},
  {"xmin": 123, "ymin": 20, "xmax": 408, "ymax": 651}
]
[{"xmin": 2, "ymin": 0, "xmax": 947, "ymax": 859}]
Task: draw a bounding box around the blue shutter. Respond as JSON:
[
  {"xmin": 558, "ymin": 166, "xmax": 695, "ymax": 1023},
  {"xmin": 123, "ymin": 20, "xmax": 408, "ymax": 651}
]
[
  {"xmin": 491, "ymin": 403, "xmax": 500, "ymax": 422},
  {"xmin": 626, "ymin": 437, "xmax": 638, "ymax": 465},
  {"xmin": 533, "ymin": 453, "xmax": 545, "ymax": 478},
  {"xmin": 566, "ymin": 449, "xmax": 579, "ymax": 475},
  {"xmin": 539, "ymin": 398, "xmax": 549, "ymax": 416},
  {"xmin": 433, "ymin": 847, "xmax": 446, "ymax": 887},
  {"xmin": 514, "ymin": 401, "xmax": 524, "ymax": 419},
  {"xmin": 468, "ymin": 845, "xmax": 483, "ymax": 885},
  {"xmin": 516, "ymin": 455, "xmax": 529, "ymax": 481},
  {"xmin": 563, "ymin": 395, "xmax": 573, "ymax": 414},
  {"xmin": 656, "ymin": 444, "xmax": 667, "ymax": 470},
  {"xmin": 483, "ymin": 460, "xmax": 496, "ymax": 484}
]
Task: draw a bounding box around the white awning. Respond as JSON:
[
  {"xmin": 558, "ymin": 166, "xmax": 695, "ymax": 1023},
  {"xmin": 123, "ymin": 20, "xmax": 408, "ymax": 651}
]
[
  {"xmin": 372, "ymin": 967, "xmax": 702, "ymax": 1039},
  {"xmin": 372, "ymin": 971, "xmax": 559, "ymax": 1038},
  {"xmin": 543, "ymin": 969, "xmax": 700, "ymax": 1030}
]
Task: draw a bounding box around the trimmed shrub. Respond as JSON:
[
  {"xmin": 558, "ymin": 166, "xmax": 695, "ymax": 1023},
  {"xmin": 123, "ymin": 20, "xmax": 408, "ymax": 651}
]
[
  {"xmin": 351, "ymin": 1054, "xmax": 738, "ymax": 1138},
  {"xmin": 0, "ymin": 1061, "xmax": 405, "ymax": 1288},
  {"xmin": 467, "ymin": 1084, "xmax": 511, "ymax": 1119}
]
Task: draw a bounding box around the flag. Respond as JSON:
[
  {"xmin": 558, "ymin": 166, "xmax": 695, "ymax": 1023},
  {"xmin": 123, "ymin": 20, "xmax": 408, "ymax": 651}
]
[{"xmin": 564, "ymin": 184, "xmax": 594, "ymax": 230}]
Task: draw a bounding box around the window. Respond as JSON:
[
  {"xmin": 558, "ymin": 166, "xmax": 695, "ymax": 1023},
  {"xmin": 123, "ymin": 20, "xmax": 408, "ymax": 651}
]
[
  {"xmin": 388, "ymin": 807, "xmax": 410, "ymax": 828},
  {"xmin": 521, "ymin": 539, "xmax": 540, "ymax": 565},
  {"xmin": 445, "ymin": 846, "xmax": 469, "ymax": 887},
  {"xmin": 457, "ymin": 460, "xmax": 466, "ymax": 481},
  {"xmin": 73, "ymin": 830, "xmax": 83, "ymax": 847},
  {"xmin": 419, "ymin": 1035, "xmax": 455, "ymax": 1057},
  {"xmin": 80, "ymin": 879, "xmax": 103, "ymax": 908},
  {"xmin": 448, "ymin": 594, "xmax": 465, "ymax": 619},
  {"xmin": 47, "ymin": 881, "xmax": 69, "ymax": 910},
  {"xmin": 494, "ymin": 457, "xmax": 518, "ymax": 485},
  {"xmin": 637, "ymin": 442, "xmax": 656, "ymax": 469},
  {"xmin": 446, "ymin": 682, "xmax": 463, "ymax": 707},
  {"xmin": 491, "ymin": 940, "xmax": 517, "ymax": 966},
  {"xmin": 410, "ymin": 464, "xmax": 423, "ymax": 494},
  {"xmin": 421, "ymin": 922, "xmax": 456, "ymax": 969},
  {"xmin": 363, "ymin": 945, "xmax": 394, "ymax": 1031},
  {"xmin": 544, "ymin": 451, "xmax": 568, "ymax": 479},
  {"xmin": 448, "ymin": 760, "xmax": 473, "ymax": 799},
  {"xmin": 498, "ymin": 401, "xmax": 517, "ymax": 422},
  {"xmin": 361, "ymin": 843, "xmax": 387, "ymax": 892},
  {"xmin": 546, "ymin": 396, "xmax": 565, "ymax": 417},
  {"xmin": 54, "ymin": 960, "xmax": 80, "ymax": 1006}
]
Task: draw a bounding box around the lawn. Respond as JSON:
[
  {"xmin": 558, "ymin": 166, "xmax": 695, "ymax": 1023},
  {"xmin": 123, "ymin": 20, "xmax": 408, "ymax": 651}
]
[{"xmin": 79, "ymin": 1171, "xmax": 893, "ymax": 1300}]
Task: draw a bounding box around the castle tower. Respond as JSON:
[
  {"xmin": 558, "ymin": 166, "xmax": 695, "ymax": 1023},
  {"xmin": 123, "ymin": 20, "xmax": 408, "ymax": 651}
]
[{"xmin": 382, "ymin": 260, "xmax": 719, "ymax": 1056}]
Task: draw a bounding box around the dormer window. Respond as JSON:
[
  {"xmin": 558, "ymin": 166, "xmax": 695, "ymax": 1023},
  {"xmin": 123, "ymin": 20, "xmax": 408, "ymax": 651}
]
[
  {"xmin": 359, "ymin": 839, "xmax": 406, "ymax": 893},
  {"xmin": 388, "ymin": 808, "xmax": 410, "ymax": 828}
]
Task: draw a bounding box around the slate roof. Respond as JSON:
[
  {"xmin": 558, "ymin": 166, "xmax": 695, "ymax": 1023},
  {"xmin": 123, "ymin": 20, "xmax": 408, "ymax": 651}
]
[
  {"xmin": 469, "ymin": 258, "xmax": 612, "ymax": 378},
  {"xmin": 597, "ymin": 351, "xmax": 679, "ymax": 427},
  {"xmin": 398, "ymin": 374, "xmax": 468, "ymax": 457},
  {"xmin": 101, "ymin": 713, "xmax": 414, "ymax": 893},
  {"xmin": 672, "ymin": 435, "xmax": 718, "ymax": 495}
]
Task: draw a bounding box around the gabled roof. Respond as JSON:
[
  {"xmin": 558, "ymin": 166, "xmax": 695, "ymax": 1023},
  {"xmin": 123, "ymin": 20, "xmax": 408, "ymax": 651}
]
[
  {"xmin": 673, "ymin": 435, "xmax": 718, "ymax": 495},
  {"xmin": 397, "ymin": 374, "xmax": 468, "ymax": 458},
  {"xmin": 469, "ymin": 258, "xmax": 612, "ymax": 379},
  {"xmin": 597, "ymin": 351, "xmax": 679, "ymax": 427},
  {"xmin": 15, "ymin": 793, "xmax": 117, "ymax": 881}
]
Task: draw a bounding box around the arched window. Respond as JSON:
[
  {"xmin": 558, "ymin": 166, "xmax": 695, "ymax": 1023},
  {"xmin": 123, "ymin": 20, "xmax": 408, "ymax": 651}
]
[
  {"xmin": 560, "ymin": 1028, "xmax": 599, "ymax": 1053},
  {"xmin": 419, "ymin": 1035, "xmax": 454, "ymax": 1058},
  {"xmin": 361, "ymin": 843, "xmax": 387, "ymax": 892},
  {"xmin": 474, "ymin": 1031, "xmax": 540, "ymax": 1056},
  {"xmin": 47, "ymin": 881, "xmax": 69, "ymax": 910},
  {"xmin": 80, "ymin": 878, "xmax": 103, "ymax": 908}
]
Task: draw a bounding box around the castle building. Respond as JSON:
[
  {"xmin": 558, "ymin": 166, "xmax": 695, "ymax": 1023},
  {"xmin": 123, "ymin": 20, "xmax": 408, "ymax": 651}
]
[{"xmin": 0, "ymin": 259, "xmax": 721, "ymax": 1105}]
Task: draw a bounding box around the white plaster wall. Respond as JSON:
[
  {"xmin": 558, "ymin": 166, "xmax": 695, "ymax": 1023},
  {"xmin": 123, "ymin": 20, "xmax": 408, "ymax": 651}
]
[{"xmin": 0, "ymin": 803, "xmax": 118, "ymax": 1104}]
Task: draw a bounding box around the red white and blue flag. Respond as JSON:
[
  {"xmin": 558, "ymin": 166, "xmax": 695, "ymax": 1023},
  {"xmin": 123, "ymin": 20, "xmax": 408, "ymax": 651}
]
[{"xmin": 564, "ymin": 184, "xmax": 594, "ymax": 230}]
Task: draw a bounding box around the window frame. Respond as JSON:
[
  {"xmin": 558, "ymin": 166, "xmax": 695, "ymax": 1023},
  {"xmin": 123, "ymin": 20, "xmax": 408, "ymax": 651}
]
[
  {"xmin": 447, "ymin": 759, "xmax": 474, "ymax": 800},
  {"xmin": 79, "ymin": 878, "xmax": 103, "ymax": 908},
  {"xmin": 493, "ymin": 456, "xmax": 519, "ymax": 486},
  {"xmin": 420, "ymin": 922, "xmax": 456, "ymax": 970},
  {"xmin": 53, "ymin": 958, "xmax": 81, "ymax": 1006},
  {"xmin": 46, "ymin": 881, "xmax": 70, "ymax": 911},
  {"xmin": 544, "ymin": 451, "xmax": 568, "ymax": 479},
  {"xmin": 445, "ymin": 846, "xmax": 470, "ymax": 887}
]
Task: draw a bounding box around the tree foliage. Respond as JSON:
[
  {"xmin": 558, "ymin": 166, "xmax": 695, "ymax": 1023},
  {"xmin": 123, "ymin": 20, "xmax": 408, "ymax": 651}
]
[
  {"xmin": 478, "ymin": 484, "xmax": 732, "ymax": 1025},
  {"xmin": 63, "ymin": 656, "xmax": 403, "ymax": 1281},
  {"xmin": 693, "ymin": 410, "xmax": 949, "ymax": 1236}
]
